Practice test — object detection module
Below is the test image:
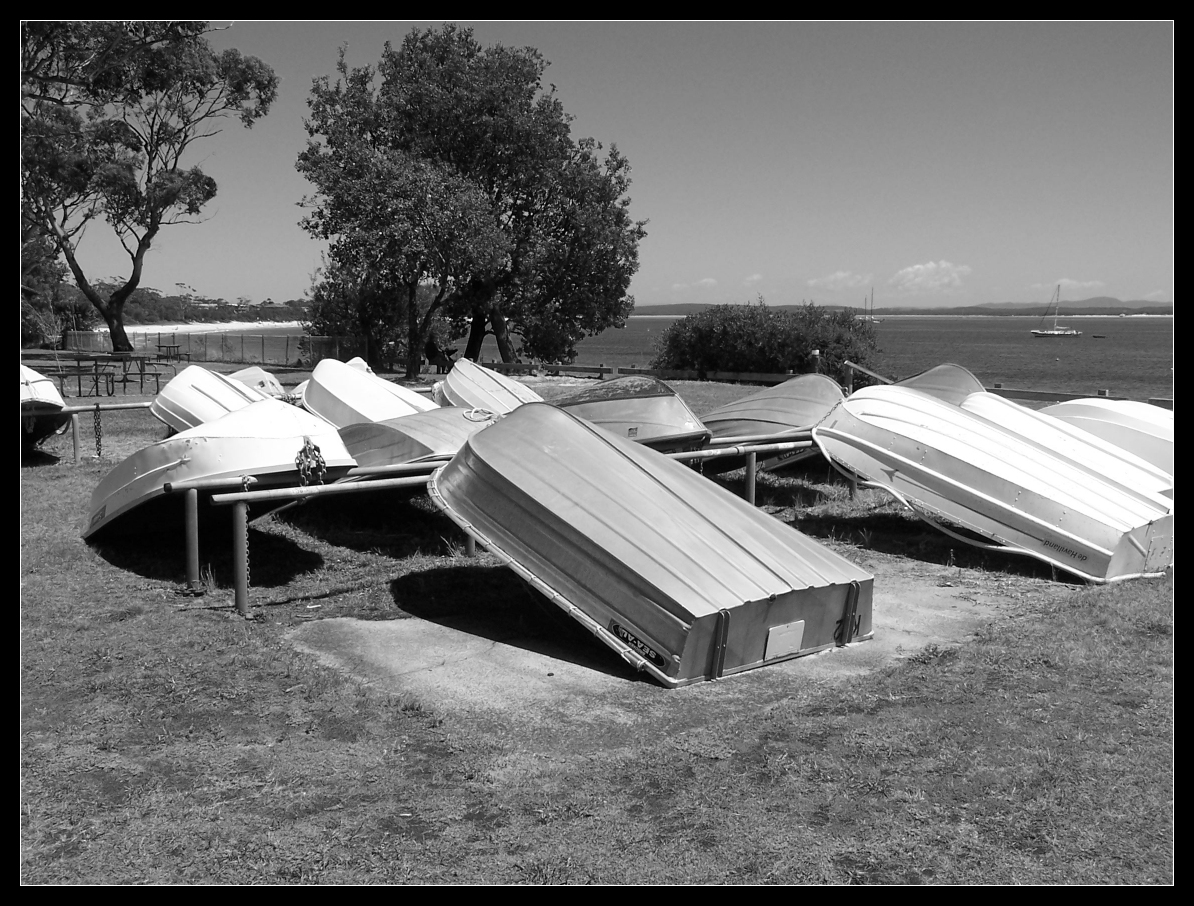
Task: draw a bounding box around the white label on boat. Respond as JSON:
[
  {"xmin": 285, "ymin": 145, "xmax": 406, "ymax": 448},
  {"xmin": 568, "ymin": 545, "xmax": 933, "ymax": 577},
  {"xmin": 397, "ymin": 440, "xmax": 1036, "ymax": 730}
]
[
  {"xmin": 765, "ymin": 620, "xmax": 806, "ymax": 660},
  {"xmin": 609, "ymin": 620, "xmax": 666, "ymax": 668}
]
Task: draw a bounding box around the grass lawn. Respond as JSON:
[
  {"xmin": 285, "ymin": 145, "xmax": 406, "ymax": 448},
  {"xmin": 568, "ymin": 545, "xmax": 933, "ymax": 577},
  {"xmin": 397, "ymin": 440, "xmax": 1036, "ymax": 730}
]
[{"xmin": 21, "ymin": 375, "xmax": 1173, "ymax": 884}]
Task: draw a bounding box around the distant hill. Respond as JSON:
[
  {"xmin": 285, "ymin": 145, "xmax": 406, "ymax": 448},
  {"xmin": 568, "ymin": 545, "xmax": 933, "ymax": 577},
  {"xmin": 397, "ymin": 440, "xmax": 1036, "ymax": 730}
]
[{"xmin": 633, "ymin": 298, "xmax": 1173, "ymax": 317}]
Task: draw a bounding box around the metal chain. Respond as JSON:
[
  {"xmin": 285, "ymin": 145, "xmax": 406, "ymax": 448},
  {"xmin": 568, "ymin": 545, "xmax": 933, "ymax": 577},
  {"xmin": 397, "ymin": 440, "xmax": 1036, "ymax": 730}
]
[
  {"xmin": 93, "ymin": 403, "xmax": 103, "ymax": 459},
  {"xmin": 295, "ymin": 436, "xmax": 327, "ymax": 486}
]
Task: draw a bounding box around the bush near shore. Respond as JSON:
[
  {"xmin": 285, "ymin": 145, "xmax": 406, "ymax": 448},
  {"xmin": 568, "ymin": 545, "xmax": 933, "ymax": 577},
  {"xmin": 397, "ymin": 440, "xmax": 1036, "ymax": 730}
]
[{"xmin": 651, "ymin": 299, "xmax": 878, "ymax": 382}]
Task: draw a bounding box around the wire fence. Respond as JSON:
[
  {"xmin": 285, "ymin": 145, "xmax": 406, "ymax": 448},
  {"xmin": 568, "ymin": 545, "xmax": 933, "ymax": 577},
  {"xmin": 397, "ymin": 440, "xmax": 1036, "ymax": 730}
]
[{"xmin": 64, "ymin": 331, "xmax": 363, "ymax": 367}]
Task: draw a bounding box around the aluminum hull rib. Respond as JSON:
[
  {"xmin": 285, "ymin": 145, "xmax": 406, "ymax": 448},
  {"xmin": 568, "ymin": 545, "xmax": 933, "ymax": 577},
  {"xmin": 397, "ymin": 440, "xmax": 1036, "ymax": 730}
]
[
  {"xmin": 301, "ymin": 358, "xmax": 436, "ymax": 429},
  {"xmin": 150, "ymin": 365, "xmax": 268, "ymax": 433},
  {"xmin": 85, "ymin": 399, "xmax": 355, "ymax": 540},
  {"xmin": 430, "ymin": 403, "xmax": 873, "ymax": 687},
  {"xmin": 813, "ymin": 386, "xmax": 1173, "ymax": 583}
]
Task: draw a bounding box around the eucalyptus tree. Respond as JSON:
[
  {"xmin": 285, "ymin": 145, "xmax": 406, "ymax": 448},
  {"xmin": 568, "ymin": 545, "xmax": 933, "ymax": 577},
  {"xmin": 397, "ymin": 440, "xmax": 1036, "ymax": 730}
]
[
  {"xmin": 21, "ymin": 21, "xmax": 277, "ymax": 351},
  {"xmin": 297, "ymin": 24, "xmax": 646, "ymax": 372}
]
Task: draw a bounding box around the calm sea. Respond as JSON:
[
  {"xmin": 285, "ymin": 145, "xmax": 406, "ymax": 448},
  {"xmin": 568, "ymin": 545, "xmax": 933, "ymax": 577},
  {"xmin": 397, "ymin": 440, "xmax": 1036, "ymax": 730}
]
[
  {"xmin": 139, "ymin": 314, "xmax": 1173, "ymax": 403},
  {"xmin": 564, "ymin": 314, "xmax": 1174, "ymax": 402}
]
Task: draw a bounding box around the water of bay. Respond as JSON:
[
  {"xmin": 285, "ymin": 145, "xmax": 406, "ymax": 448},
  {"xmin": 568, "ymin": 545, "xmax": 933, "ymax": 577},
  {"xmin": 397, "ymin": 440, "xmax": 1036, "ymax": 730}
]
[{"xmin": 571, "ymin": 314, "xmax": 1174, "ymax": 403}]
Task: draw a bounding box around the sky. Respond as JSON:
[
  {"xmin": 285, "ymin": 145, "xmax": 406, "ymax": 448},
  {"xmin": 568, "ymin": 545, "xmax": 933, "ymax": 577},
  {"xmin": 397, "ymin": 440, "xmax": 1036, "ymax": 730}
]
[{"xmin": 68, "ymin": 21, "xmax": 1174, "ymax": 309}]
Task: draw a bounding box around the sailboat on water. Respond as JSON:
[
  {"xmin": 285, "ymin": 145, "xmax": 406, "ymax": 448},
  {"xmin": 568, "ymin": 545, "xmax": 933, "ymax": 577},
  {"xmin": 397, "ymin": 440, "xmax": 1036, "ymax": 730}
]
[
  {"xmin": 1031, "ymin": 285, "xmax": 1082, "ymax": 338},
  {"xmin": 856, "ymin": 288, "xmax": 882, "ymax": 324}
]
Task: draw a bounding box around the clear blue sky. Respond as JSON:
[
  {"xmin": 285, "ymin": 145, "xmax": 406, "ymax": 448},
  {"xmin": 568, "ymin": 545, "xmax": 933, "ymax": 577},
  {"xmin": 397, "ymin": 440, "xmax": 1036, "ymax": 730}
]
[{"xmin": 72, "ymin": 21, "xmax": 1174, "ymax": 309}]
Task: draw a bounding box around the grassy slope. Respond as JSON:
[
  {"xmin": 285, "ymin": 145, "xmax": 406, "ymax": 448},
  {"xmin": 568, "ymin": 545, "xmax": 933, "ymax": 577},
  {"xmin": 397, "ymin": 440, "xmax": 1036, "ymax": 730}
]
[{"xmin": 21, "ymin": 383, "xmax": 1173, "ymax": 884}]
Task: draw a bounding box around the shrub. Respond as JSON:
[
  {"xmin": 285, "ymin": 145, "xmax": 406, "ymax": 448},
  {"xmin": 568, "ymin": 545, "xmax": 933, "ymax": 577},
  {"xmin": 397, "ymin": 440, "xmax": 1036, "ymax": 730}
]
[{"xmin": 650, "ymin": 297, "xmax": 878, "ymax": 382}]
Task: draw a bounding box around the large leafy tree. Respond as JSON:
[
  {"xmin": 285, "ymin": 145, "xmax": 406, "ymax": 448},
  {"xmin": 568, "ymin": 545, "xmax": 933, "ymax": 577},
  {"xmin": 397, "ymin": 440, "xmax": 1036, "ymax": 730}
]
[
  {"xmin": 21, "ymin": 21, "xmax": 277, "ymax": 352},
  {"xmin": 297, "ymin": 25, "xmax": 646, "ymax": 375}
]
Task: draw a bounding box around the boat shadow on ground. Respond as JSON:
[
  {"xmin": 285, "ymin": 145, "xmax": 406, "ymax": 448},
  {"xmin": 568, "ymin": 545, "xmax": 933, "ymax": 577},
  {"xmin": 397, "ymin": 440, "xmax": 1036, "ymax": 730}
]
[
  {"xmin": 90, "ymin": 522, "xmax": 324, "ymax": 589},
  {"xmin": 275, "ymin": 487, "xmax": 465, "ymax": 560},
  {"xmin": 780, "ymin": 510, "xmax": 1064, "ymax": 582},
  {"xmin": 388, "ymin": 564, "xmax": 648, "ymax": 682},
  {"xmin": 20, "ymin": 448, "xmax": 62, "ymax": 467}
]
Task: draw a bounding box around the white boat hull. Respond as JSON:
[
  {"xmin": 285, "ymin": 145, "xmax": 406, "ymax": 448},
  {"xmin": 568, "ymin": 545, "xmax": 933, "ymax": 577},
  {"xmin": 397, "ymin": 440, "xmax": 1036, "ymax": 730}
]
[
  {"xmin": 961, "ymin": 392, "xmax": 1173, "ymax": 505},
  {"xmin": 229, "ymin": 366, "xmax": 287, "ymax": 398},
  {"xmin": 85, "ymin": 399, "xmax": 356, "ymax": 539},
  {"xmin": 813, "ymin": 386, "xmax": 1173, "ymax": 583},
  {"xmin": 1040, "ymin": 399, "xmax": 1173, "ymax": 476},
  {"xmin": 339, "ymin": 407, "xmax": 497, "ymax": 468},
  {"xmin": 434, "ymin": 358, "xmax": 543, "ymax": 414},
  {"xmin": 150, "ymin": 365, "xmax": 269, "ymax": 433},
  {"xmin": 301, "ymin": 359, "xmax": 436, "ymax": 428},
  {"xmin": 20, "ymin": 365, "xmax": 70, "ymax": 450}
]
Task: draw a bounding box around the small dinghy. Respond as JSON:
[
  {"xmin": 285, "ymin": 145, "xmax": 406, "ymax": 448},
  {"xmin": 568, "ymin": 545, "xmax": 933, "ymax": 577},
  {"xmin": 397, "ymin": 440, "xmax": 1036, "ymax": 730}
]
[
  {"xmin": 894, "ymin": 363, "xmax": 986, "ymax": 406},
  {"xmin": 1039, "ymin": 399, "xmax": 1173, "ymax": 477},
  {"xmin": 813, "ymin": 385, "xmax": 1173, "ymax": 583},
  {"xmin": 339, "ymin": 407, "xmax": 498, "ymax": 469},
  {"xmin": 85, "ymin": 399, "xmax": 355, "ymax": 540},
  {"xmin": 554, "ymin": 375, "xmax": 711, "ymax": 452},
  {"xmin": 699, "ymin": 374, "xmax": 843, "ymax": 472},
  {"xmin": 430, "ymin": 403, "xmax": 873, "ymax": 687},
  {"xmin": 432, "ymin": 358, "xmax": 542, "ymax": 414},
  {"xmin": 229, "ymin": 366, "xmax": 287, "ymax": 398},
  {"xmin": 21, "ymin": 364, "xmax": 70, "ymax": 451},
  {"xmin": 702, "ymin": 374, "xmax": 845, "ymax": 441},
  {"xmin": 301, "ymin": 358, "xmax": 436, "ymax": 429},
  {"xmin": 150, "ymin": 365, "xmax": 269, "ymax": 434}
]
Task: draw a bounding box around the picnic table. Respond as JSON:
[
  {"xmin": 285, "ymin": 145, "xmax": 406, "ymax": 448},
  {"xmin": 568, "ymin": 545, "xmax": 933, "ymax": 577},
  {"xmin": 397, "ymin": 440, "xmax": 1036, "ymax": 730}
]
[
  {"xmin": 156, "ymin": 344, "xmax": 187, "ymax": 363},
  {"xmin": 68, "ymin": 353, "xmax": 163, "ymax": 396}
]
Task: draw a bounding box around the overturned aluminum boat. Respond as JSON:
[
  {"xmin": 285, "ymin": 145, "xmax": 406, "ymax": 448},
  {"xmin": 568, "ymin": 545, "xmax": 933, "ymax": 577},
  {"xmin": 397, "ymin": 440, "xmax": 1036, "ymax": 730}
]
[
  {"xmin": 432, "ymin": 358, "xmax": 542, "ymax": 414},
  {"xmin": 339, "ymin": 407, "xmax": 497, "ymax": 469},
  {"xmin": 960, "ymin": 391, "xmax": 1173, "ymax": 505},
  {"xmin": 85, "ymin": 399, "xmax": 355, "ymax": 540},
  {"xmin": 554, "ymin": 375, "xmax": 711, "ymax": 452},
  {"xmin": 702, "ymin": 374, "xmax": 845, "ymax": 440},
  {"xmin": 430, "ymin": 403, "xmax": 873, "ymax": 687},
  {"xmin": 894, "ymin": 363, "xmax": 986, "ymax": 405},
  {"xmin": 150, "ymin": 365, "xmax": 269, "ymax": 434},
  {"xmin": 229, "ymin": 366, "xmax": 287, "ymax": 399},
  {"xmin": 20, "ymin": 364, "xmax": 70, "ymax": 451},
  {"xmin": 813, "ymin": 385, "xmax": 1173, "ymax": 583},
  {"xmin": 699, "ymin": 374, "xmax": 843, "ymax": 472},
  {"xmin": 301, "ymin": 358, "xmax": 436, "ymax": 429},
  {"xmin": 1039, "ymin": 399, "xmax": 1173, "ymax": 477}
]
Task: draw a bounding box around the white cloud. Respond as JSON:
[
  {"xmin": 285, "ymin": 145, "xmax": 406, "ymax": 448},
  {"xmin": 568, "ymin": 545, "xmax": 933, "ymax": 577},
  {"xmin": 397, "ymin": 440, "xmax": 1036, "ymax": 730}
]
[
  {"xmin": 743, "ymin": 273, "xmax": 763, "ymax": 287},
  {"xmin": 1144, "ymin": 289, "xmax": 1170, "ymax": 300},
  {"xmin": 1029, "ymin": 278, "xmax": 1105, "ymax": 294},
  {"xmin": 888, "ymin": 260, "xmax": 972, "ymax": 293},
  {"xmin": 671, "ymin": 277, "xmax": 719, "ymax": 293},
  {"xmin": 807, "ymin": 270, "xmax": 872, "ymax": 291}
]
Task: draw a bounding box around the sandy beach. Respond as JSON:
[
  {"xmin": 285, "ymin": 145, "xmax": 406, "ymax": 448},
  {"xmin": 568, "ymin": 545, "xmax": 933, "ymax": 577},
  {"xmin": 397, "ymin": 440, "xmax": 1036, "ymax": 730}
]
[{"xmin": 119, "ymin": 320, "xmax": 303, "ymax": 335}]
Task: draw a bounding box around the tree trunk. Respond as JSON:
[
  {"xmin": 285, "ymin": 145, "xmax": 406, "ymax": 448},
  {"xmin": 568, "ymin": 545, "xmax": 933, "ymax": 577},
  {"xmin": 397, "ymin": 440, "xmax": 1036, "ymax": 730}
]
[
  {"xmin": 405, "ymin": 283, "xmax": 423, "ymax": 380},
  {"xmin": 101, "ymin": 307, "xmax": 134, "ymax": 353},
  {"xmin": 463, "ymin": 312, "xmax": 488, "ymax": 361},
  {"xmin": 489, "ymin": 306, "xmax": 516, "ymax": 362}
]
